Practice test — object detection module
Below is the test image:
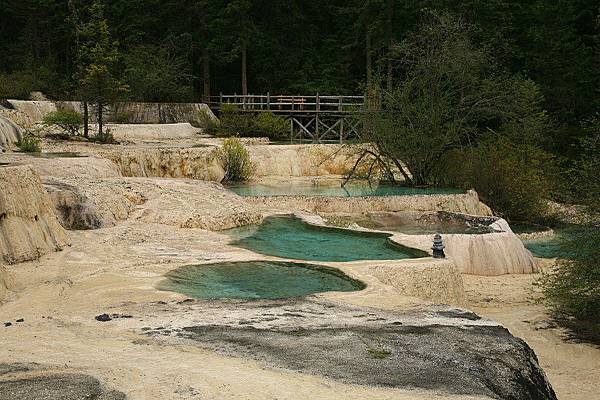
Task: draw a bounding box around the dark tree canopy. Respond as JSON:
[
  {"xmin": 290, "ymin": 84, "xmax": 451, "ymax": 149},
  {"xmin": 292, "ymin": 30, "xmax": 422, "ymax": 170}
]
[{"xmin": 0, "ymin": 0, "xmax": 598, "ymax": 129}]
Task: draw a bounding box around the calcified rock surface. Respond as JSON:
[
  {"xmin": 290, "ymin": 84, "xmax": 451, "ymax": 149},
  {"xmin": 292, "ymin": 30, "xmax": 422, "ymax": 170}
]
[
  {"xmin": 102, "ymin": 146, "xmax": 224, "ymax": 181},
  {"xmin": 368, "ymin": 258, "xmax": 465, "ymax": 304},
  {"xmin": 0, "ymin": 266, "xmax": 13, "ymax": 304},
  {"xmin": 0, "ymin": 115, "xmax": 22, "ymax": 152},
  {"xmin": 148, "ymin": 298, "xmax": 556, "ymax": 400},
  {"xmin": 7, "ymin": 100, "xmax": 217, "ymax": 126},
  {"xmin": 249, "ymin": 144, "xmax": 363, "ymax": 177},
  {"xmin": 6, "ymin": 100, "xmax": 57, "ymax": 122},
  {"xmin": 106, "ymin": 123, "xmax": 201, "ymax": 142},
  {"xmin": 390, "ymin": 219, "xmax": 536, "ymax": 276},
  {"xmin": 246, "ymin": 189, "xmax": 493, "ymax": 216},
  {"xmin": 0, "ymin": 165, "xmax": 69, "ymax": 265},
  {"xmin": 43, "ymin": 176, "xmax": 262, "ymax": 231}
]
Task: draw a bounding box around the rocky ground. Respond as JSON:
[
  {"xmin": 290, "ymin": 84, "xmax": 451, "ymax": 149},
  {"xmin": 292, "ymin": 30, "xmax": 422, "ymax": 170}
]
[{"xmin": 0, "ymin": 135, "xmax": 598, "ymax": 399}]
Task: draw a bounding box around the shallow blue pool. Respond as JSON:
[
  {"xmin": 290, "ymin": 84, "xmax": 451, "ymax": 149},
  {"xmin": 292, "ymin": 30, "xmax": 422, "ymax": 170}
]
[
  {"xmin": 157, "ymin": 261, "xmax": 365, "ymax": 300},
  {"xmin": 224, "ymin": 215, "xmax": 428, "ymax": 262}
]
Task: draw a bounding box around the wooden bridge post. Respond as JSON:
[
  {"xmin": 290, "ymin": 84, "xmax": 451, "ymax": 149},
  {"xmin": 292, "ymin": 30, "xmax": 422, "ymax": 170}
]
[
  {"xmin": 289, "ymin": 117, "xmax": 294, "ymax": 144},
  {"xmin": 267, "ymin": 92, "xmax": 270, "ymax": 111},
  {"xmin": 315, "ymin": 93, "xmax": 320, "ymax": 143},
  {"xmin": 339, "ymin": 117, "xmax": 344, "ymax": 144}
]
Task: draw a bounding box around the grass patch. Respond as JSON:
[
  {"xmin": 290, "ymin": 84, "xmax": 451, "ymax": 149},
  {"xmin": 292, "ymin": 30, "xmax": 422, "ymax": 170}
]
[{"xmin": 367, "ymin": 347, "xmax": 391, "ymax": 359}]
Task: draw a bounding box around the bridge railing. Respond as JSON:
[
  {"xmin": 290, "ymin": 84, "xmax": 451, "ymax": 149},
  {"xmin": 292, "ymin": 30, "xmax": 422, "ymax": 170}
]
[{"xmin": 208, "ymin": 94, "xmax": 365, "ymax": 113}]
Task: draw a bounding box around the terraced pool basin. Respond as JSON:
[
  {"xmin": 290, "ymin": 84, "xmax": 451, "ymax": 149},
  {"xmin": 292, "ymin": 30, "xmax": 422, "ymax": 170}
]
[
  {"xmin": 224, "ymin": 215, "xmax": 428, "ymax": 262},
  {"xmin": 157, "ymin": 261, "xmax": 365, "ymax": 299},
  {"xmin": 227, "ymin": 181, "xmax": 463, "ymax": 197},
  {"xmin": 330, "ymin": 212, "xmax": 499, "ymax": 235},
  {"xmin": 520, "ymin": 225, "xmax": 589, "ymax": 259}
]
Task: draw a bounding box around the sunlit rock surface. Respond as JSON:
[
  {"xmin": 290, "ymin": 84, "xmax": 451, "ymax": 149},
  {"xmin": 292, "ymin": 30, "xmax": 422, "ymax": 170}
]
[
  {"xmin": 0, "ymin": 116, "xmax": 22, "ymax": 152},
  {"xmin": 0, "ymin": 165, "xmax": 69, "ymax": 264}
]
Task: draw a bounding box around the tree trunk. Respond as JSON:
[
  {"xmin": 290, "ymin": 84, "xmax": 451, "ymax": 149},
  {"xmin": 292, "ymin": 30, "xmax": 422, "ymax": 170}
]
[
  {"xmin": 386, "ymin": 0, "xmax": 394, "ymax": 93},
  {"xmin": 366, "ymin": 29, "xmax": 372, "ymax": 88},
  {"xmin": 83, "ymin": 102, "xmax": 89, "ymax": 138},
  {"xmin": 203, "ymin": 48, "xmax": 211, "ymax": 103},
  {"xmin": 97, "ymin": 103, "xmax": 103, "ymax": 137},
  {"xmin": 241, "ymin": 38, "xmax": 248, "ymax": 96}
]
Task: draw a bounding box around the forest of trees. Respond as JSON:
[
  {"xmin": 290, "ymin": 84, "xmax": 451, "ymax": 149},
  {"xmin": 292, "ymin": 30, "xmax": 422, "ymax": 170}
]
[{"xmin": 0, "ymin": 0, "xmax": 598, "ymax": 129}]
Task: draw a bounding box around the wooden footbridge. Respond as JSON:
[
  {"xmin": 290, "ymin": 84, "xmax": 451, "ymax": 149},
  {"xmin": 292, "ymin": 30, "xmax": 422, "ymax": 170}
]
[{"xmin": 209, "ymin": 94, "xmax": 365, "ymax": 143}]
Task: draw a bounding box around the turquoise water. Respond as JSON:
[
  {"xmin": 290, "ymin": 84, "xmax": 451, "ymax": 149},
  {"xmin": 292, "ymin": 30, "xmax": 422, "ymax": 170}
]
[
  {"xmin": 225, "ymin": 215, "xmax": 428, "ymax": 262},
  {"xmin": 157, "ymin": 261, "xmax": 365, "ymax": 300},
  {"xmin": 521, "ymin": 226, "xmax": 587, "ymax": 258},
  {"xmin": 227, "ymin": 182, "xmax": 464, "ymax": 197}
]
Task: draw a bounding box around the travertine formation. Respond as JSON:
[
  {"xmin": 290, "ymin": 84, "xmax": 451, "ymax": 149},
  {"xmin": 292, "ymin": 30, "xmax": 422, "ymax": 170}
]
[
  {"xmin": 105, "ymin": 123, "xmax": 200, "ymax": 141},
  {"xmin": 0, "ymin": 115, "xmax": 22, "ymax": 151},
  {"xmin": 7, "ymin": 99, "xmax": 217, "ymax": 126},
  {"xmin": 5, "ymin": 100, "xmax": 57, "ymax": 122},
  {"xmin": 102, "ymin": 146, "xmax": 224, "ymax": 181},
  {"xmin": 0, "ymin": 165, "xmax": 69, "ymax": 264},
  {"xmin": 249, "ymin": 144, "xmax": 363, "ymax": 177},
  {"xmin": 391, "ymin": 218, "xmax": 537, "ymax": 276},
  {"xmin": 45, "ymin": 176, "xmax": 262, "ymax": 231},
  {"xmin": 102, "ymin": 144, "xmax": 363, "ymax": 181},
  {"xmin": 367, "ymin": 258, "xmax": 465, "ymax": 304},
  {"xmin": 245, "ymin": 189, "xmax": 493, "ymax": 216}
]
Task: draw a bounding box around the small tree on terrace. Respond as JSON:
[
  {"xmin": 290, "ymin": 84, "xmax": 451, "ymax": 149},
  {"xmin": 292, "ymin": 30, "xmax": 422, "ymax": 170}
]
[{"xmin": 77, "ymin": 1, "xmax": 127, "ymax": 139}]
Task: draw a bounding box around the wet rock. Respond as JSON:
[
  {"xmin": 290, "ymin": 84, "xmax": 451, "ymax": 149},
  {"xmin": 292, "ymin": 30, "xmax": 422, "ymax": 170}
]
[
  {"xmin": 181, "ymin": 324, "xmax": 556, "ymax": 400},
  {"xmin": 110, "ymin": 314, "xmax": 133, "ymax": 319},
  {"xmin": 16, "ymin": 318, "xmax": 24, "ymax": 323},
  {"xmin": 4, "ymin": 322, "xmax": 11, "ymax": 327},
  {"xmin": 0, "ymin": 369, "xmax": 126, "ymax": 400},
  {"xmin": 95, "ymin": 314, "xmax": 112, "ymax": 322},
  {"xmin": 43, "ymin": 180, "xmax": 103, "ymax": 230},
  {"xmin": 436, "ymin": 310, "xmax": 482, "ymax": 321},
  {"xmin": 164, "ymin": 299, "xmax": 556, "ymax": 400}
]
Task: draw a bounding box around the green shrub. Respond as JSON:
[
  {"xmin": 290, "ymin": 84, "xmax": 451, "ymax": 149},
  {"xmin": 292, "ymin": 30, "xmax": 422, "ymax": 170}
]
[
  {"xmin": 217, "ymin": 137, "xmax": 254, "ymax": 182},
  {"xmin": 540, "ymin": 225, "xmax": 600, "ymax": 343},
  {"xmin": 93, "ymin": 128, "xmax": 116, "ymax": 144},
  {"xmin": 197, "ymin": 108, "xmax": 219, "ymax": 134},
  {"xmin": 440, "ymin": 138, "xmax": 552, "ymax": 222},
  {"xmin": 217, "ymin": 104, "xmax": 252, "ymax": 137},
  {"xmin": 252, "ymin": 112, "xmax": 288, "ymax": 139},
  {"xmin": 17, "ymin": 132, "xmax": 41, "ymax": 152},
  {"xmin": 111, "ymin": 111, "xmax": 131, "ymax": 124},
  {"xmin": 216, "ymin": 105, "xmax": 287, "ymax": 140},
  {"xmin": 568, "ymin": 115, "xmax": 600, "ymax": 209},
  {"xmin": 42, "ymin": 110, "xmax": 83, "ymax": 136}
]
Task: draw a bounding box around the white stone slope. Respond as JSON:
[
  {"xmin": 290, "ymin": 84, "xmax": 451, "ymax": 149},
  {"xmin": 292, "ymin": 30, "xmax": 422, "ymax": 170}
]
[
  {"xmin": 391, "ymin": 218, "xmax": 537, "ymax": 276},
  {"xmin": 245, "ymin": 189, "xmax": 493, "ymax": 216},
  {"xmin": 105, "ymin": 122, "xmax": 200, "ymax": 141},
  {"xmin": 0, "ymin": 165, "xmax": 69, "ymax": 265},
  {"xmin": 6, "ymin": 100, "xmax": 57, "ymax": 122},
  {"xmin": 44, "ymin": 177, "xmax": 263, "ymax": 231},
  {"xmin": 0, "ymin": 115, "xmax": 22, "ymax": 151}
]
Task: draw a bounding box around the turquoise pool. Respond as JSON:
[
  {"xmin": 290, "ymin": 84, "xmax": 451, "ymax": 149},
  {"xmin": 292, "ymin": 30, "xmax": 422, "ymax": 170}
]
[
  {"xmin": 224, "ymin": 215, "xmax": 428, "ymax": 262},
  {"xmin": 521, "ymin": 225, "xmax": 590, "ymax": 258},
  {"xmin": 157, "ymin": 261, "xmax": 365, "ymax": 300}
]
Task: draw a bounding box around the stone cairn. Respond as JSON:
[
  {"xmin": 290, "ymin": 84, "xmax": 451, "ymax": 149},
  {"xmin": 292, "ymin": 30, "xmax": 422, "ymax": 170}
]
[{"xmin": 432, "ymin": 233, "xmax": 445, "ymax": 258}]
